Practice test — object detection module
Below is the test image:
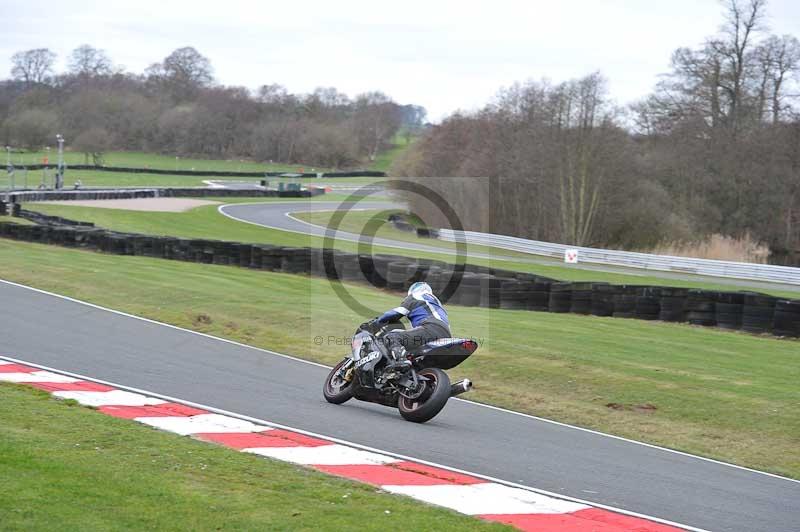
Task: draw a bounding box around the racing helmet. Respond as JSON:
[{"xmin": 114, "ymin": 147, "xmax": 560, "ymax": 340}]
[{"xmin": 408, "ymin": 281, "xmax": 433, "ymax": 297}]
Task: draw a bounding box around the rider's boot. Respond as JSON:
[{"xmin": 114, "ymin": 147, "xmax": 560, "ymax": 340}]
[{"xmin": 385, "ymin": 344, "xmax": 411, "ymax": 370}]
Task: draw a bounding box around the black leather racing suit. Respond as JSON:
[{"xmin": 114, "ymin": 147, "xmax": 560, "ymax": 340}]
[{"xmin": 371, "ymin": 292, "xmax": 451, "ymax": 354}]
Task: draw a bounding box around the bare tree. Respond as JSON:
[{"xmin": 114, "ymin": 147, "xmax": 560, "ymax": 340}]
[
  {"xmin": 10, "ymin": 48, "xmax": 56, "ymax": 87},
  {"xmin": 147, "ymin": 47, "xmax": 213, "ymax": 101},
  {"xmin": 397, "ymin": 73, "xmax": 635, "ymax": 247},
  {"xmin": 68, "ymin": 45, "xmax": 113, "ymax": 78},
  {"xmin": 552, "ymin": 73, "xmax": 625, "ymax": 245},
  {"xmin": 714, "ymin": 0, "xmax": 767, "ymax": 131},
  {"xmin": 256, "ymin": 84, "xmax": 290, "ymax": 105},
  {"xmin": 752, "ymin": 35, "xmax": 800, "ymax": 123},
  {"xmin": 354, "ymin": 91, "xmax": 402, "ymax": 161}
]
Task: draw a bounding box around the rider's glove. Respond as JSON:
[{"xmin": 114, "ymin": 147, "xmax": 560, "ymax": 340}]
[{"xmin": 359, "ymin": 319, "xmax": 379, "ymax": 332}]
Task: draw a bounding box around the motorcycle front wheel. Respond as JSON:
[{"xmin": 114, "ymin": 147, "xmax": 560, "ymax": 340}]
[
  {"xmin": 398, "ymin": 367, "xmax": 451, "ymax": 423},
  {"xmin": 323, "ymin": 358, "xmax": 355, "ymax": 404}
]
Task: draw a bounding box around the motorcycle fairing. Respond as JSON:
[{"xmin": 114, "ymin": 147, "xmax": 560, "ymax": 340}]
[
  {"xmin": 353, "ymin": 335, "xmax": 390, "ymax": 389},
  {"xmin": 412, "ymin": 338, "xmax": 477, "ymax": 370}
]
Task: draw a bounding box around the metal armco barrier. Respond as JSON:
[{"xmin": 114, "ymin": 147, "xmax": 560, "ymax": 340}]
[{"xmin": 437, "ymin": 229, "xmax": 800, "ymax": 286}]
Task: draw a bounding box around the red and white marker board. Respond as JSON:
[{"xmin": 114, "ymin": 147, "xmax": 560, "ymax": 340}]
[{"xmin": 564, "ymin": 249, "xmax": 579, "ymax": 264}]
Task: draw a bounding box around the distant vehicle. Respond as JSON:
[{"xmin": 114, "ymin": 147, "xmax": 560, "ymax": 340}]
[{"xmin": 323, "ymin": 322, "xmax": 477, "ymax": 423}]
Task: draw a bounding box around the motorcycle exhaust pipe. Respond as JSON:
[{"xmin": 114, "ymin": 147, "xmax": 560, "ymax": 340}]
[{"xmin": 450, "ymin": 378, "xmax": 473, "ymax": 397}]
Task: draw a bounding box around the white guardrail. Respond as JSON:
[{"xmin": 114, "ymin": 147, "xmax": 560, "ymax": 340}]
[{"xmin": 437, "ymin": 229, "xmax": 800, "ymax": 286}]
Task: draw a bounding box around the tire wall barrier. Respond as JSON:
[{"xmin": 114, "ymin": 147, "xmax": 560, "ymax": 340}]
[
  {"xmin": 1, "ymin": 213, "xmax": 798, "ymax": 340},
  {"xmin": 13, "ymin": 165, "xmax": 385, "ymax": 178}
]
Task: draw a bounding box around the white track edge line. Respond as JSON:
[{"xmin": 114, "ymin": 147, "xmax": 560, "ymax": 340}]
[
  {"xmin": 3, "ymin": 276, "xmax": 798, "ymax": 486},
  {"xmin": 217, "ymin": 202, "xmax": 464, "ymax": 257},
  {"xmin": 282, "ymin": 209, "xmax": 469, "ymax": 256},
  {"xmin": 0, "ymin": 353, "xmax": 705, "ymax": 532},
  {"xmin": 220, "ymin": 201, "xmax": 530, "ymax": 262}
]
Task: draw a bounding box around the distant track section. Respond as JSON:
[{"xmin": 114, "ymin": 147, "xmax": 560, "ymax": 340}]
[{"xmin": 438, "ymin": 229, "xmax": 800, "ymax": 286}]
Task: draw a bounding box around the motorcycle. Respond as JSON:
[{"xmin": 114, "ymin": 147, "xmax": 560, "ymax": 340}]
[{"xmin": 323, "ymin": 323, "xmax": 477, "ymax": 423}]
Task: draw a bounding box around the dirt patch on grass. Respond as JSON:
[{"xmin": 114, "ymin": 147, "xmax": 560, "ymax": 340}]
[
  {"xmin": 192, "ymin": 313, "xmax": 213, "ymax": 325},
  {"xmin": 34, "ymin": 198, "xmax": 220, "ymax": 212},
  {"xmin": 606, "ymin": 402, "xmax": 658, "ymax": 413}
]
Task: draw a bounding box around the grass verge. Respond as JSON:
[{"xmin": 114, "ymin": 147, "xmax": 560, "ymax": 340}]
[
  {"xmin": 1, "ymin": 168, "xmax": 383, "ymax": 189},
  {"xmin": 0, "ymin": 215, "xmax": 34, "ymax": 225},
  {"xmin": 368, "ymin": 133, "xmax": 414, "ymax": 173},
  {"xmin": 0, "ymin": 239, "xmax": 798, "ymax": 479},
  {"xmin": 5, "ymin": 150, "xmax": 331, "ymax": 173},
  {"xmin": 0, "ymin": 383, "xmax": 500, "ymax": 531}
]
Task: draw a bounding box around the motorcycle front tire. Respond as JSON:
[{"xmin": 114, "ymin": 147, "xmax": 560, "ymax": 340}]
[{"xmin": 323, "ymin": 358, "xmax": 355, "ymax": 404}]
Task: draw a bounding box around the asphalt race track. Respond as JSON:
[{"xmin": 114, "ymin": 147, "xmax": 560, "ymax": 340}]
[
  {"xmin": 220, "ymin": 201, "xmax": 800, "ymax": 295},
  {"xmin": 219, "ymin": 200, "xmax": 467, "ymax": 256},
  {"xmin": 2, "ymin": 280, "xmax": 798, "ymax": 531},
  {"xmin": 204, "ymin": 180, "xmax": 385, "ymax": 194}
]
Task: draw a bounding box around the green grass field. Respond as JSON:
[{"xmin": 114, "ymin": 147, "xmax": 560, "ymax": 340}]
[
  {"xmin": 368, "ymin": 133, "xmax": 415, "ymax": 173},
  {"xmin": 0, "ymin": 383, "xmax": 500, "ymax": 531},
  {"xmin": 0, "ymin": 147, "xmax": 396, "ymax": 192},
  {"xmin": 0, "ymin": 168, "xmax": 384, "ymax": 190},
  {"xmin": 1, "ymin": 239, "xmax": 797, "ymax": 478},
  {"xmin": 0, "ymin": 215, "xmax": 34, "ymax": 225},
  {"xmin": 6, "ymin": 150, "xmax": 332, "ymax": 173},
  {"xmin": 24, "ymin": 201, "xmax": 800, "ymax": 299}
]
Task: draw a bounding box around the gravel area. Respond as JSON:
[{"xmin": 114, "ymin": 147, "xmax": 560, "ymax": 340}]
[{"xmin": 35, "ymin": 198, "xmax": 221, "ymax": 212}]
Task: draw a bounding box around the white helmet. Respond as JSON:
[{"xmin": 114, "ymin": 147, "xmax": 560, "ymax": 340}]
[{"xmin": 408, "ymin": 281, "xmax": 433, "ymax": 297}]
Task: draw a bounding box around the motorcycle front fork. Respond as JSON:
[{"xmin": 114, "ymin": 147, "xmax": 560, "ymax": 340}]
[{"xmin": 340, "ymin": 358, "xmax": 355, "ymax": 382}]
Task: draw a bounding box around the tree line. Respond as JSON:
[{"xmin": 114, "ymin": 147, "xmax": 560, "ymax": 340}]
[
  {"xmin": 394, "ymin": 0, "xmax": 799, "ymax": 262},
  {"xmin": 1, "ymin": 46, "xmax": 426, "ymax": 167}
]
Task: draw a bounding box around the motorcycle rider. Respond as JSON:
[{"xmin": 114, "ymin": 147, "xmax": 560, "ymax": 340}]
[{"xmin": 360, "ymin": 281, "xmax": 451, "ymax": 364}]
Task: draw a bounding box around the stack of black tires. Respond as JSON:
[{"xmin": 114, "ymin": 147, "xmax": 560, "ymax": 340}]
[
  {"xmin": 529, "ymin": 281, "xmax": 552, "ymax": 311},
  {"xmin": 549, "ymin": 283, "xmax": 573, "ymax": 313},
  {"xmin": 499, "ymin": 280, "xmax": 529, "ymax": 310},
  {"xmin": 659, "ymin": 288, "xmax": 688, "ymax": 322},
  {"xmin": 742, "ymin": 293, "xmax": 776, "ymax": 334},
  {"xmin": 612, "ymin": 286, "xmax": 640, "ymax": 319},
  {"xmin": 686, "ymin": 290, "xmax": 718, "ymax": 327},
  {"xmin": 590, "ymin": 284, "xmax": 615, "ymax": 316},
  {"xmin": 774, "ymin": 300, "xmax": 800, "ymax": 337},
  {"xmin": 635, "ymin": 287, "xmax": 662, "ymax": 320},
  {"xmin": 569, "ymin": 282, "xmax": 595, "ymax": 315},
  {"xmin": 715, "ymin": 292, "xmax": 745, "ymax": 330}
]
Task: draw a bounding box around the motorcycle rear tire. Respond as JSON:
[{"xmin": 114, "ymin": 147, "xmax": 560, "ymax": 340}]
[
  {"xmin": 398, "ymin": 368, "xmax": 451, "ymax": 423},
  {"xmin": 323, "ymin": 358, "xmax": 355, "ymax": 404}
]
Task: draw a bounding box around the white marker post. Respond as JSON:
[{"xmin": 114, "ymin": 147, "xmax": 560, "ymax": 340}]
[{"xmin": 564, "ymin": 249, "xmax": 579, "ymax": 264}]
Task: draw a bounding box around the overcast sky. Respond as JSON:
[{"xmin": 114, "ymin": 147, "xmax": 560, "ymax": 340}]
[{"xmin": 2, "ymin": 0, "xmax": 799, "ymax": 120}]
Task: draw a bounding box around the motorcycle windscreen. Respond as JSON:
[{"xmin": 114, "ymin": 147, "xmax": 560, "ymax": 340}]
[{"xmin": 414, "ymin": 338, "xmax": 477, "ymax": 370}]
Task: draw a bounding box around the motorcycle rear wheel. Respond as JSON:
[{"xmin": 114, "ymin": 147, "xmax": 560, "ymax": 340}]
[
  {"xmin": 398, "ymin": 368, "xmax": 450, "ymax": 423},
  {"xmin": 323, "ymin": 358, "xmax": 355, "ymax": 404}
]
